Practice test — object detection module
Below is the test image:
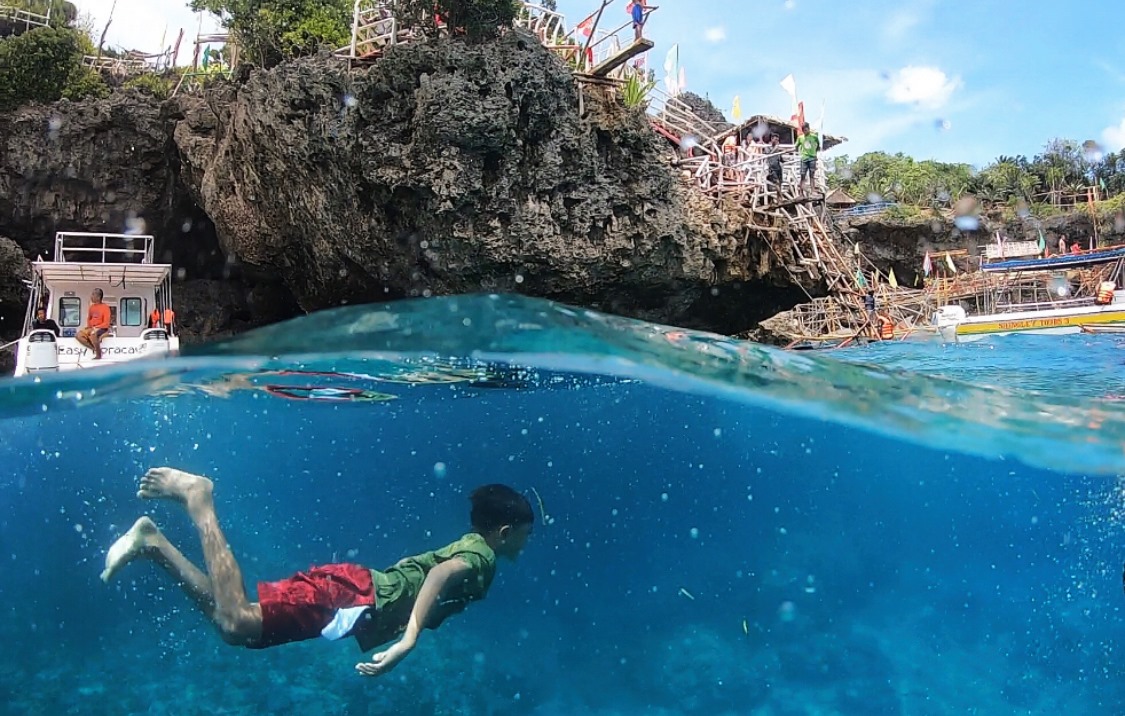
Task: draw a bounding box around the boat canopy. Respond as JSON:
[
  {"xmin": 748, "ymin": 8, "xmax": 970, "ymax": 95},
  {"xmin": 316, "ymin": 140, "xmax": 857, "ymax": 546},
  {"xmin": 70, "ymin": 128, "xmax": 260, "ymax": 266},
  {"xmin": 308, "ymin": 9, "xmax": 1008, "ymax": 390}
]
[
  {"xmin": 981, "ymin": 247, "xmax": 1125, "ymax": 273},
  {"xmin": 32, "ymin": 261, "xmax": 172, "ymax": 285}
]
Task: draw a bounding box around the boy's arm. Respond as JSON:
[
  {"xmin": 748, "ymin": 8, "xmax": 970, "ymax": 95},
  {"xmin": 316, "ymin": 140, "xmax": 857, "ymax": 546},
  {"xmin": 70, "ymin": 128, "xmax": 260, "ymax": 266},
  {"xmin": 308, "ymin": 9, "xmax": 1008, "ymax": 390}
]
[{"xmin": 355, "ymin": 557, "xmax": 473, "ymax": 677}]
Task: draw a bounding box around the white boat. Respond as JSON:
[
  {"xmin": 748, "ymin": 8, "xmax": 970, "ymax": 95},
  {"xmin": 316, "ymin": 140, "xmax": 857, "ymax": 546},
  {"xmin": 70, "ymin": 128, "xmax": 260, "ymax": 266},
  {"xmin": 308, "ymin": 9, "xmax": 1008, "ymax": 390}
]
[
  {"xmin": 929, "ymin": 245, "xmax": 1125, "ymax": 343},
  {"xmin": 12, "ymin": 232, "xmax": 180, "ymax": 377}
]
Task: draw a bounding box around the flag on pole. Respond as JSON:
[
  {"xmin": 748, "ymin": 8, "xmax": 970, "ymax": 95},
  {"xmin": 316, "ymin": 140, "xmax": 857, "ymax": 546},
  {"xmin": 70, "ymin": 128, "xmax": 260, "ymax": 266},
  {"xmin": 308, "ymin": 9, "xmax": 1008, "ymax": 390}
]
[
  {"xmin": 1037, "ymin": 229, "xmax": 1046, "ymax": 253},
  {"xmin": 945, "ymin": 253, "xmax": 957, "ymax": 273},
  {"xmin": 922, "ymin": 252, "xmax": 932, "ymax": 277},
  {"xmin": 663, "ymin": 44, "xmax": 679, "ymax": 95},
  {"xmin": 888, "ymin": 268, "xmax": 899, "ymax": 288},
  {"xmin": 677, "ymin": 66, "xmax": 686, "ymax": 95},
  {"xmin": 855, "ymin": 269, "xmax": 867, "ymax": 288},
  {"xmin": 577, "ymin": 12, "xmax": 595, "ymax": 38},
  {"xmin": 792, "ymin": 101, "xmax": 806, "ymax": 132},
  {"xmin": 732, "ymin": 96, "xmax": 742, "ymax": 121},
  {"xmin": 780, "ymin": 74, "xmax": 797, "ymax": 108}
]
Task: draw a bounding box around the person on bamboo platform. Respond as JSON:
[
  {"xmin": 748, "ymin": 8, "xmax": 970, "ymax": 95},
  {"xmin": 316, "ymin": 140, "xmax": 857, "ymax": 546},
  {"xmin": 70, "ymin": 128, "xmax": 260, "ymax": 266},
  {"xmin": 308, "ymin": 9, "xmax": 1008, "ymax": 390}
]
[{"xmin": 797, "ymin": 122, "xmax": 821, "ymax": 195}]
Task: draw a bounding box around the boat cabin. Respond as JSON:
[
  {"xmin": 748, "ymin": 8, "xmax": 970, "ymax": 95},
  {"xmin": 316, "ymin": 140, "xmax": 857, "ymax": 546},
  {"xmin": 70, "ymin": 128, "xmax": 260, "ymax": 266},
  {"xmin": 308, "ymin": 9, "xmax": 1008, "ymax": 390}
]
[{"xmin": 13, "ymin": 232, "xmax": 179, "ymax": 377}]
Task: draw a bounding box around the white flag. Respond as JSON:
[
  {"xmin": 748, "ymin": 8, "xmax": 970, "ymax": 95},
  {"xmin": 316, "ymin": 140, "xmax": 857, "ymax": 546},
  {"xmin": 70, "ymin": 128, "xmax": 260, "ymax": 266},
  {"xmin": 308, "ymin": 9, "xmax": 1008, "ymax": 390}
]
[
  {"xmin": 664, "ymin": 44, "xmax": 679, "ymax": 74},
  {"xmin": 779, "ymin": 74, "xmax": 797, "ymax": 102},
  {"xmin": 663, "ymin": 44, "xmax": 679, "ymax": 95},
  {"xmin": 678, "ymin": 66, "xmax": 687, "ymax": 94}
]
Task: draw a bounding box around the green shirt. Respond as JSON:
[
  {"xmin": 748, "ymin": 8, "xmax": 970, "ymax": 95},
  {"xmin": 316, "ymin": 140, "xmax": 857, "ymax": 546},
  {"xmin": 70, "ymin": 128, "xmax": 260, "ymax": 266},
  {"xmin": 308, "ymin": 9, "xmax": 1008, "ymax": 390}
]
[
  {"xmin": 354, "ymin": 533, "xmax": 497, "ymax": 651},
  {"xmin": 798, "ymin": 132, "xmax": 820, "ymax": 160}
]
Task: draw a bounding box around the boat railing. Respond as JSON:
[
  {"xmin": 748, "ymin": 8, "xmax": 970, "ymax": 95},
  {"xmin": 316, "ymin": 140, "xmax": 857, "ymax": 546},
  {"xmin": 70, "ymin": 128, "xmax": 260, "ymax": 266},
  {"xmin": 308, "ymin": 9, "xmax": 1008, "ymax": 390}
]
[
  {"xmin": 992, "ymin": 296, "xmax": 1097, "ymax": 313},
  {"xmin": 53, "ymin": 232, "xmax": 155, "ymax": 264}
]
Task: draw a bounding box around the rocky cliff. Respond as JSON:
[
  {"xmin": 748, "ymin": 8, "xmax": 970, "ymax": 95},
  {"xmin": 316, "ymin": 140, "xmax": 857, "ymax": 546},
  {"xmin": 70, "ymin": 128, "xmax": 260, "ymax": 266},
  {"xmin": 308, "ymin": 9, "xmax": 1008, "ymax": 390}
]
[
  {"xmin": 1, "ymin": 30, "xmax": 1119, "ymax": 372},
  {"xmin": 0, "ymin": 31, "xmax": 812, "ymax": 371},
  {"xmin": 839, "ymin": 210, "xmax": 1124, "ymax": 287}
]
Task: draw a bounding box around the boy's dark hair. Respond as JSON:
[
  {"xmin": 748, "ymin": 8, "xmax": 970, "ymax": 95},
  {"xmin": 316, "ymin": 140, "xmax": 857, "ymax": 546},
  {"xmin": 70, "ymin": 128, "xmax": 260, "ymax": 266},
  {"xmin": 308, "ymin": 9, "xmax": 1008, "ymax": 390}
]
[{"xmin": 470, "ymin": 484, "xmax": 534, "ymax": 533}]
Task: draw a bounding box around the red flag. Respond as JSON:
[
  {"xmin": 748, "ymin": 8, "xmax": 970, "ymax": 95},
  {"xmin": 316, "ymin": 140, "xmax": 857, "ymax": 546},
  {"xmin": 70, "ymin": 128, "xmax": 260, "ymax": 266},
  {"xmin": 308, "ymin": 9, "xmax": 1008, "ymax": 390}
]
[
  {"xmin": 791, "ymin": 101, "xmax": 806, "ymax": 132},
  {"xmin": 577, "ymin": 14, "xmax": 594, "ymax": 38}
]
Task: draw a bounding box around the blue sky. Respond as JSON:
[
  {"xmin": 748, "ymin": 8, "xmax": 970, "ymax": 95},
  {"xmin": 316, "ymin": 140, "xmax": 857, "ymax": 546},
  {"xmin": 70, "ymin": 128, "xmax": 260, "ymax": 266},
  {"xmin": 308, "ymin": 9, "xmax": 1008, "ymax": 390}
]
[
  {"xmin": 554, "ymin": 0, "xmax": 1125, "ymax": 166},
  {"xmin": 82, "ymin": 0, "xmax": 1125, "ymax": 168}
]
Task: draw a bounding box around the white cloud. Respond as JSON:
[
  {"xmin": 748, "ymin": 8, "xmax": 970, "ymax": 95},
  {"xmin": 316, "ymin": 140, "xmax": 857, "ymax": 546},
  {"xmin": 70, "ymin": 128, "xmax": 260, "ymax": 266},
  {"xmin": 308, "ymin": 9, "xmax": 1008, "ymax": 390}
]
[
  {"xmin": 77, "ymin": 0, "xmax": 223, "ymax": 55},
  {"xmin": 703, "ymin": 26, "xmax": 727, "ymax": 43},
  {"xmin": 883, "ymin": 10, "xmax": 920, "ymax": 41},
  {"xmin": 783, "ymin": 0, "xmax": 796, "ymax": 9},
  {"xmin": 885, "ymin": 66, "xmax": 961, "ymax": 109},
  {"xmin": 1104, "ymin": 117, "xmax": 1125, "ymax": 151}
]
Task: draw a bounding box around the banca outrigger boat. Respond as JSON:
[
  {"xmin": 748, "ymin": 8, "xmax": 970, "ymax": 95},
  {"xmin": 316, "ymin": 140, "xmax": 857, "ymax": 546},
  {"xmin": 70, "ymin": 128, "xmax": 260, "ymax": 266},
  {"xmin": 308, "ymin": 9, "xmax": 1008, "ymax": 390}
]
[{"xmin": 930, "ymin": 244, "xmax": 1125, "ymax": 343}]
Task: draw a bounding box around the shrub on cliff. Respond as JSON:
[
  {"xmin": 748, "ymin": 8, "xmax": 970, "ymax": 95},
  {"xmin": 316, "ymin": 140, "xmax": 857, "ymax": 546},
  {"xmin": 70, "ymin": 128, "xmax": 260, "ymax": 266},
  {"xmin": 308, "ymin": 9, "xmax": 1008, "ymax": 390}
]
[
  {"xmin": 190, "ymin": 0, "xmax": 352, "ymax": 68},
  {"xmin": 398, "ymin": 0, "xmax": 520, "ymax": 41},
  {"xmin": 0, "ymin": 26, "xmax": 79, "ymax": 110},
  {"xmin": 123, "ymin": 74, "xmax": 172, "ymax": 100}
]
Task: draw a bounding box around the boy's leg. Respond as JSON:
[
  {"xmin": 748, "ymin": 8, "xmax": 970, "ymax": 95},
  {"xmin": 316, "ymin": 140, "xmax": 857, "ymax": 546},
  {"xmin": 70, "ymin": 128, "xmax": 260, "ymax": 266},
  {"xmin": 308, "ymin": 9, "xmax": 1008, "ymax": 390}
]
[
  {"xmin": 138, "ymin": 467, "xmax": 263, "ymax": 646},
  {"xmin": 101, "ymin": 516, "xmax": 215, "ymax": 617}
]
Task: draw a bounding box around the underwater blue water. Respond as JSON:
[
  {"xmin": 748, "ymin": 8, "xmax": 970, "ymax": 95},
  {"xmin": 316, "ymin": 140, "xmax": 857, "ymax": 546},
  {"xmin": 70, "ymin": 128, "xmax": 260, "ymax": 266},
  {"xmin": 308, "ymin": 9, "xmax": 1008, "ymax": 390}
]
[{"xmin": 1, "ymin": 294, "xmax": 1124, "ymax": 715}]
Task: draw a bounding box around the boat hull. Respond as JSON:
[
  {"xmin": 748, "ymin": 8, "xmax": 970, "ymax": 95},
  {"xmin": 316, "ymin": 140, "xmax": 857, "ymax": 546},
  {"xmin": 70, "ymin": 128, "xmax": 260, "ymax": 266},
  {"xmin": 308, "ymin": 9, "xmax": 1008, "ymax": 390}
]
[
  {"xmin": 12, "ymin": 336, "xmax": 181, "ymax": 378},
  {"xmin": 926, "ymin": 304, "xmax": 1125, "ymax": 343}
]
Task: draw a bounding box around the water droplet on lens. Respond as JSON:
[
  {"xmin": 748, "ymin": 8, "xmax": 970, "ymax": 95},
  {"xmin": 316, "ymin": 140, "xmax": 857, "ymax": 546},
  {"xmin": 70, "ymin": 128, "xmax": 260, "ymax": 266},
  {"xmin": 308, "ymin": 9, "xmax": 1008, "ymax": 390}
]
[
  {"xmin": 866, "ymin": 193, "xmax": 883, "ymax": 203},
  {"xmin": 954, "ymin": 215, "xmax": 980, "ymax": 231}
]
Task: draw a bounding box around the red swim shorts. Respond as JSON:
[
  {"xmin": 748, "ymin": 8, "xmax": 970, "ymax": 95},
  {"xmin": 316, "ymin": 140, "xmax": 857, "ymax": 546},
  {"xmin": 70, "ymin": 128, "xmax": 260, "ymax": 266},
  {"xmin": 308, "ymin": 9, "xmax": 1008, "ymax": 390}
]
[{"xmin": 251, "ymin": 563, "xmax": 375, "ymax": 649}]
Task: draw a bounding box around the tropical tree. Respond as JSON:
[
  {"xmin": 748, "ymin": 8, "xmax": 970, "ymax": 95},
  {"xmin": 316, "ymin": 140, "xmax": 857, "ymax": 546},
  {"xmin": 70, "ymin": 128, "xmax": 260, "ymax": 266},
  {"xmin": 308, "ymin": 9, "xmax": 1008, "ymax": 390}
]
[{"xmin": 189, "ymin": 0, "xmax": 352, "ymax": 68}]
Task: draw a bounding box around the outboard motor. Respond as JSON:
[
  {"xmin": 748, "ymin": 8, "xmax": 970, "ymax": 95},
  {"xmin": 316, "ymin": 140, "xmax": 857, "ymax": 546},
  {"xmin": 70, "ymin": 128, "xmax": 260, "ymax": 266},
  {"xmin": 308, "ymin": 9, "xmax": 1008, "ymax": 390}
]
[
  {"xmin": 25, "ymin": 330, "xmax": 59, "ymax": 373},
  {"xmin": 141, "ymin": 328, "xmax": 171, "ymax": 358},
  {"xmin": 932, "ymin": 305, "xmax": 966, "ymax": 344}
]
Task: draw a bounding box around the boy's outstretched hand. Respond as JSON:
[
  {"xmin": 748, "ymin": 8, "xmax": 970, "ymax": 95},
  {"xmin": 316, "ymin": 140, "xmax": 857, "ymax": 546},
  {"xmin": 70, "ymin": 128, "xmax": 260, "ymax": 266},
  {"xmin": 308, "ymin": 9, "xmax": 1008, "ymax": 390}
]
[{"xmin": 356, "ymin": 639, "xmax": 415, "ymax": 677}]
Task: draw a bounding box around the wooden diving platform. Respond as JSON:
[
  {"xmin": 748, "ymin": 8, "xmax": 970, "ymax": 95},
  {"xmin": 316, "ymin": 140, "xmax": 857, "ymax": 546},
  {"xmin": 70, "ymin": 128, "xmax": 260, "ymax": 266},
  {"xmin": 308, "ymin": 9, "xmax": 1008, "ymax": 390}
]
[{"xmin": 589, "ymin": 38, "xmax": 653, "ymax": 77}]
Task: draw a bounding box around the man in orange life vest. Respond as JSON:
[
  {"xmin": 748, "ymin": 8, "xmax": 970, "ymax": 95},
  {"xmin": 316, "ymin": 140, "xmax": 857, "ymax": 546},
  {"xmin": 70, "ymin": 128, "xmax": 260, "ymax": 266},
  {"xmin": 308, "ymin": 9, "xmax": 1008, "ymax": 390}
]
[
  {"xmin": 149, "ymin": 305, "xmax": 176, "ymax": 333},
  {"xmin": 76, "ymin": 288, "xmax": 112, "ymax": 360}
]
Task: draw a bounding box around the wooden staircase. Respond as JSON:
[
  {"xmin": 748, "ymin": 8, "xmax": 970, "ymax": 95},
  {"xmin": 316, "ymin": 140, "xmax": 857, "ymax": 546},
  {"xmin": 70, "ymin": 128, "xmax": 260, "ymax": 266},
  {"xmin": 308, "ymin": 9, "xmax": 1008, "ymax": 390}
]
[{"xmin": 647, "ymin": 86, "xmax": 723, "ymax": 157}]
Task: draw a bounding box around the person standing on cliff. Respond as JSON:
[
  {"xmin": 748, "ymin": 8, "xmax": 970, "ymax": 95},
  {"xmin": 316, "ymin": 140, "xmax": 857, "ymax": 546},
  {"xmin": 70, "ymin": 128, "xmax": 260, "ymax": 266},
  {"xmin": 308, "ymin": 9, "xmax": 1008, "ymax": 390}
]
[
  {"xmin": 628, "ymin": 0, "xmax": 647, "ymax": 41},
  {"xmin": 797, "ymin": 122, "xmax": 820, "ymax": 195}
]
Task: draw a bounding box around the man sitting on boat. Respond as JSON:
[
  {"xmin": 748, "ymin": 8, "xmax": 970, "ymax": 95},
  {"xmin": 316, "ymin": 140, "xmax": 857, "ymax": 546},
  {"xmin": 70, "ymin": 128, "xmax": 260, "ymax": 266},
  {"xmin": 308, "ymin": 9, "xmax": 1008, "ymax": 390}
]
[
  {"xmin": 76, "ymin": 288, "xmax": 112, "ymax": 360},
  {"xmin": 32, "ymin": 307, "xmax": 60, "ymax": 337}
]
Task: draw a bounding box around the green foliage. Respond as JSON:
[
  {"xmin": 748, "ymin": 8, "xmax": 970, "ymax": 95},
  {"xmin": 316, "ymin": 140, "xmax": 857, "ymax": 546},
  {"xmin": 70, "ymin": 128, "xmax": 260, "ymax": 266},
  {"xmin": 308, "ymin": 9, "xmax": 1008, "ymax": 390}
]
[
  {"xmin": 829, "ymin": 151, "xmax": 973, "ymax": 206},
  {"xmin": 189, "ymin": 0, "xmax": 352, "ymax": 68},
  {"xmin": 833, "ymin": 138, "xmax": 1125, "ymax": 211},
  {"xmin": 123, "ymin": 73, "xmax": 172, "ymax": 100},
  {"xmin": 397, "ymin": 0, "xmax": 520, "ymax": 42},
  {"xmin": 61, "ymin": 64, "xmax": 107, "ymax": 101},
  {"xmin": 0, "ymin": 26, "xmax": 80, "ymax": 111},
  {"xmin": 621, "ymin": 71, "xmax": 655, "ymax": 108}
]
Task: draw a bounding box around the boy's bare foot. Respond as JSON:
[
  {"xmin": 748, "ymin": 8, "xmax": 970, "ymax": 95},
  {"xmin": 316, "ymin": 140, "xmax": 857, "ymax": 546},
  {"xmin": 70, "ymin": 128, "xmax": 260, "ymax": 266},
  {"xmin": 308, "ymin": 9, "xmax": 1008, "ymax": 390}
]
[
  {"xmin": 101, "ymin": 516, "xmax": 160, "ymax": 583},
  {"xmin": 137, "ymin": 467, "xmax": 213, "ymax": 509}
]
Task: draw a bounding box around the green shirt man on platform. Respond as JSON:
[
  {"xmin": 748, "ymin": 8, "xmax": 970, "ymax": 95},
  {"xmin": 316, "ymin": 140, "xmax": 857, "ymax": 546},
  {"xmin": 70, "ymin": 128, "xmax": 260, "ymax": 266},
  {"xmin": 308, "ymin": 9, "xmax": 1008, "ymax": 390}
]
[{"xmin": 797, "ymin": 122, "xmax": 820, "ymax": 195}]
